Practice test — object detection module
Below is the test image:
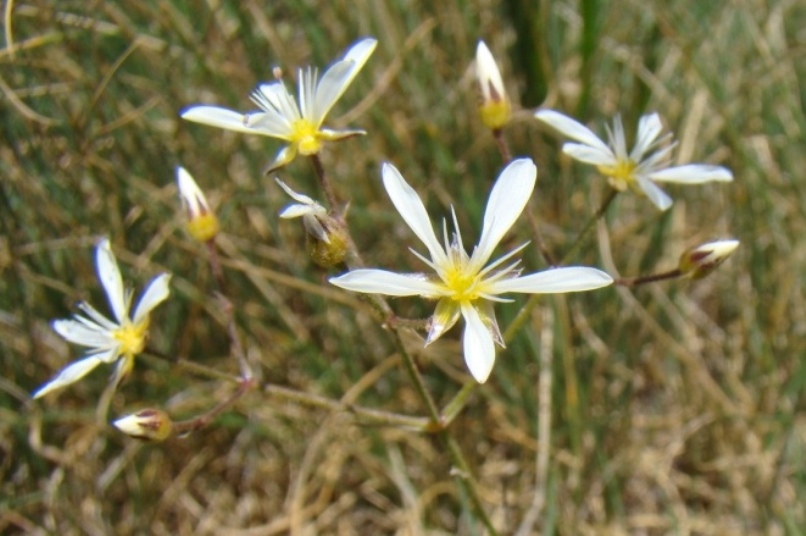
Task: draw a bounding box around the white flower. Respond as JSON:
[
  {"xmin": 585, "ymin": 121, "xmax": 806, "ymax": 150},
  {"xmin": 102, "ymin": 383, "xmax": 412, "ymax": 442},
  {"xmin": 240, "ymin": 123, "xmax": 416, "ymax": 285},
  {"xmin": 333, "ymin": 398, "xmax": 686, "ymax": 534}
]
[
  {"xmin": 534, "ymin": 109, "xmax": 734, "ymax": 210},
  {"xmin": 181, "ymin": 38, "xmax": 377, "ymax": 173},
  {"xmin": 475, "ymin": 40, "xmax": 511, "ymax": 129},
  {"xmin": 330, "ymin": 159, "xmax": 613, "ymax": 383},
  {"xmin": 176, "ymin": 166, "xmax": 219, "ymax": 242},
  {"xmin": 32, "ymin": 239, "xmax": 171, "ymax": 399},
  {"xmin": 275, "ymin": 178, "xmax": 330, "ymax": 242}
]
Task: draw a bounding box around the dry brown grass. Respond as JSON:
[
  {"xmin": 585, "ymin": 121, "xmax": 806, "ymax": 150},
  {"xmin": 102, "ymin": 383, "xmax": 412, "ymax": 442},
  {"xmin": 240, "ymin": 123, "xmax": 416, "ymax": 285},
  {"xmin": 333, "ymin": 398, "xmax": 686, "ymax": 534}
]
[{"xmin": 1, "ymin": 0, "xmax": 805, "ymax": 534}]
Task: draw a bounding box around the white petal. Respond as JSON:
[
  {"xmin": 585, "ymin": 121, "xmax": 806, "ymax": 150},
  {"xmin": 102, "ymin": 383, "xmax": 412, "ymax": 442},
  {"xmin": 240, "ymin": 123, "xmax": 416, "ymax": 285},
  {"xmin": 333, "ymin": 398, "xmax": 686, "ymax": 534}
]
[
  {"xmin": 330, "ymin": 269, "xmax": 440, "ymax": 297},
  {"xmin": 264, "ymin": 145, "xmax": 297, "ymax": 174},
  {"xmin": 275, "ymin": 178, "xmax": 317, "ymax": 205},
  {"xmin": 312, "ymin": 38, "xmax": 377, "ymax": 125},
  {"xmin": 489, "ymin": 267, "xmax": 613, "ymax": 294},
  {"xmin": 96, "ymin": 239, "xmax": 126, "ymax": 323},
  {"xmin": 318, "ymin": 127, "xmax": 367, "ymax": 141},
  {"xmin": 279, "ymin": 204, "xmax": 315, "ymax": 219},
  {"xmin": 562, "ymin": 143, "xmax": 617, "ymax": 166},
  {"xmin": 426, "ymin": 298, "xmax": 461, "ymax": 345},
  {"xmin": 472, "ymin": 158, "xmax": 536, "ymax": 270},
  {"xmin": 311, "ymin": 61, "xmax": 355, "ymax": 125},
  {"xmin": 636, "ymin": 177, "xmax": 673, "ymax": 210},
  {"xmin": 381, "ymin": 163, "xmax": 447, "ymax": 266},
  {"xmin": 176, "ymin": 166, "xmax": 211, "ymax": 218},
  {"xmin": 631, "ymin": 113, "xmax": 664, "ymax": 160},
  {"xmin": 476, "ymin": 40, "xmax": 506, "ymax": 102},
  {"xmin": 648, "ymin": 164, "xmax": 734, "ymax": 184},
  {"xmin": 534, "ymin": 110, "xmax": 611, "ymax": 152},
  {"xmin": 181, "ymin": 106, "xmax": 260, "ymax": 135},
  {"xmin": 32, "ymin": 355, "xmax": 104, "ymax": 399},
  {"xmin": 52, "ymin": 319, "xmax": 114, "ymax": 348},
  {"xmin": 250, "ymin": 82, "xmax": 300, "ymax": 127},
  {"xmin": 461, "ymin": 303, "xmax": 496, "ymax": 383},
  {"xmin": 132, "ymin": 273, "xmax": 171, "ymax": 325}
]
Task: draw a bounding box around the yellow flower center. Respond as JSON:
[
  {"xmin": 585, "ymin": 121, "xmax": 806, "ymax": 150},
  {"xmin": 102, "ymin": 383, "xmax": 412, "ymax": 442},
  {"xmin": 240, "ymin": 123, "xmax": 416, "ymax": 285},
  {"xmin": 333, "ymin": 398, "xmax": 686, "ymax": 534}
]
[
  {"xmin": 187, "ymin": 213, "xmax": 220, "ymax": 243},
  {"xmin": 443, "ymin": 263, "xmax": 484, "ymax": 303},
  {"xmin": 480, "ymin": 101, "xmax": 511, "ymax": 130},
  {"xmin": 290, "ymin": 119, "xmax": 323, "ymax": 155},
  {"xmin": 598, "ymin": 159, "xmax": 637, "ymax": 191},
  {"xmin": 113, "ymin": 320, "xmax": 149, "ymax": 356}
]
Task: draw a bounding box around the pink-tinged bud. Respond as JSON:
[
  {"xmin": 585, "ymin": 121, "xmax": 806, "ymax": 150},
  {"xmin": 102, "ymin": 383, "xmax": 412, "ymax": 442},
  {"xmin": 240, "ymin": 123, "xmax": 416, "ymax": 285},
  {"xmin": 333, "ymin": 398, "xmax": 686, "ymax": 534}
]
[
  {"xmin": 177, "ymin": 166, "xmax": 220, "ymax": 242},
  {"xmin": 113, "ymin": 408, "xmax": 173, "ymax": 442},
  {"xmin": 678, "ymin": 239, "xmax": 739, "ymax": 280},
  {"xmin": 476, "ymin": 40, "xmax": 511, "ymax": 130}
]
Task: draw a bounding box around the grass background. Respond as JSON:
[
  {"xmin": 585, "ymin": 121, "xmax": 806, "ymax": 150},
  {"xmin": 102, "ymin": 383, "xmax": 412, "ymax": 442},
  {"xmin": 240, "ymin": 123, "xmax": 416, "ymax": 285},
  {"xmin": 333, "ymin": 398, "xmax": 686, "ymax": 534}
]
[{"xmin": 2, "ymin": 0, "xmax": 805, "ymax": 533}]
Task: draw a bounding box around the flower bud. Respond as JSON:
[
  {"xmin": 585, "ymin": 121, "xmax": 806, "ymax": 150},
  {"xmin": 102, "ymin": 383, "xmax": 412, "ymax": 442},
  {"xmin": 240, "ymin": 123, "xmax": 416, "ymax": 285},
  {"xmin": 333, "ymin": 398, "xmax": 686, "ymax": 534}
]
[
  {"xmin": 275, "ymin": 178, "xmax": 347, "ymax": 267},
  {"xmin": 476, "ymin": 40, "xmax": 511, "ymax": 130},
  {"xmin": 113, "ymin": 408, "xmax": 173, "ymax": 441},
  {"xmin": 177, "ymin": 166, "xmax": 220, "ymax": 242},
  {"xmin": 678, "ymin": 239, "xmax": 739, "ymax": 280},
  {"xmin": 309, "ymin": 225, "xmax": 348, "ymax": 268}
]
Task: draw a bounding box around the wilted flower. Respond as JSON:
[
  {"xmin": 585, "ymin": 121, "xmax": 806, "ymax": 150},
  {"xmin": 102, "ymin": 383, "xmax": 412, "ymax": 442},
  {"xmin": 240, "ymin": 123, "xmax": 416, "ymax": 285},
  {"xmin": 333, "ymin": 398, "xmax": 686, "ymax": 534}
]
[
  {"xmin": 330, "ymin": 159, "xmax": 613, "ymax": 383},
  {"xmin": 182, "ymin": 38, "xmax": 377, "ymax": 173},
  {"xmin": 276, "ymin": 178, "xmax": 347, "ymax": 267},
  {"xmin": 177, "ymin": 166, "xmax": 219, "ymax": 242},
  {"xmin": 678, "ymin": 239, "xmax": 739, "ymax": 279},
  {"xmin": 534, "ymin": 109, "xmax": 733, "ymax": 210},
  {"xmin": 32, "ymin": 239, "xmax": 171, "ymax": 399},
  {"xmin": 113, "ymin": 408, "xmax": 173, "ymax": 441},
  {"xmin": 475, "ymin": 40, "xmax": 511, "ymax": 130}
]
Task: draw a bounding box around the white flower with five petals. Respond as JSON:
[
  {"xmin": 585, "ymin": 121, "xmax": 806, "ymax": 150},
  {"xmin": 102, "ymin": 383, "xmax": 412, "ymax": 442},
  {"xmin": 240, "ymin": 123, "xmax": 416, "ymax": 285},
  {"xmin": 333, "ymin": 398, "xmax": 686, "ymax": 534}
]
[
  {"xmin": 182, "ymin": 38, "xmax": 377, "ymax": 173},
  {"xmin": 32, "ymin": 239, "xmax": 171, "ymax": 399},
  {"xmin": 330, "ymin": 159, "xmax": 613, "ymax": 383},
  {"xmin": 534, "ymin": 109, "xmax": 733, "ymax": 210}
]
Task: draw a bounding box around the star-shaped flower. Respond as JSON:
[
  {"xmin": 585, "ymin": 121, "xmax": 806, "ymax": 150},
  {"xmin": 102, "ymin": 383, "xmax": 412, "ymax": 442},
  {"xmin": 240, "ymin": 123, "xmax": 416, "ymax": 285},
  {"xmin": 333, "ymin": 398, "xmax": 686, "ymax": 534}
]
[
  {"xmin": 330, "ymin": 159, "xmax": 613, "ymax": 383},
  {"xmin": 32, "ymin": 239, "xmax": 171, "ymax": 399},
  {"xmin": 182, "ymin": 37, "xmax": 377, "ymax": 173},
  {"xmin": 534, "ymin": 109, "xmax": 733, "ymax": 210}
]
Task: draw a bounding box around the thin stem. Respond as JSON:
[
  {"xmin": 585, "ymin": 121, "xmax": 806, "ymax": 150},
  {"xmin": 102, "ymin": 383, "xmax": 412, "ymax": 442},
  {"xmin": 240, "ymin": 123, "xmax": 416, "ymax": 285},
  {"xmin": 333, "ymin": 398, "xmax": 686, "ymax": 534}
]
[
  {"xmin": 615, "ymin": 268, "xmax": 683, "ymax": 286},
  {"xmin": 314, "ymin": 154, "xmax": 496, "ymax": 531},
  {"xmin": 264, "ymin": 383, "xmax": 430, "ymax": 430},
  {"xmin": 561, "ymin": 187, "xmax": 619, "ymax": 265},
  {"xmin": 494, "ymin": 128, "xmax": 556, "ymax": 267},
  {"xmin": 206, "ymin": 240, "xmax": 253, "ymax": 380},
  {"xmin": 504, "ymin": 188, "xmax": 619, "ymax": 344},
  {"xmin": 310, "ymin": 154, "xmax": 341, "ymax": 222},
  {"xmin": 173, "ymin": 376, "xmax": 256, "ymax": 435},
  {"xmin": 515, "ymin": 307, "xmax": 553, "ymax": 535},
  {"xmin": 441, "ymin": 380, "xmax": 478, "ymax": 426},
  {"xmin": 492, "ymin": 128, "xmax": 512, "ymax": 163}
]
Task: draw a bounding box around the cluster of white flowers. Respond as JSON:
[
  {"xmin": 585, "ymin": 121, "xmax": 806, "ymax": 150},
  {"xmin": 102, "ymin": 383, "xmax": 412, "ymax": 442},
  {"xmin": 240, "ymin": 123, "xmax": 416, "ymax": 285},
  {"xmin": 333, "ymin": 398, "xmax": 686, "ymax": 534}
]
[{"xmin": 33, "ymin": 35, "xmax": 738, "ymax": 415}]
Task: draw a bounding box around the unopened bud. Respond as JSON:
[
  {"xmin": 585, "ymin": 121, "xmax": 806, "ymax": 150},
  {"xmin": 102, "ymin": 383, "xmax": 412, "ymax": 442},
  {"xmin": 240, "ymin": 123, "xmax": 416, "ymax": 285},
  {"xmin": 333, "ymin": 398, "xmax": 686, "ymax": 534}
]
[
  {"xmin": 113, "ymin": 408, "xmax": 173, "ymax": 441},
  {"xmin": 275, "ymin": 178, "xmax": 347, "ymax": 267},
  {"xmin": 309, "ymin": 225, "xmax": 348, "ymax": 268},
  {"xmin": 476, "ymin": 40, "xmax": 511, "ymax": 130},
  {"xmin": 177, "ymin": 166, "xmax": 220, "ymax": 242},
  {"xmin": 678, "ymin": 239, "xmax": 739, "ymax": 280}
]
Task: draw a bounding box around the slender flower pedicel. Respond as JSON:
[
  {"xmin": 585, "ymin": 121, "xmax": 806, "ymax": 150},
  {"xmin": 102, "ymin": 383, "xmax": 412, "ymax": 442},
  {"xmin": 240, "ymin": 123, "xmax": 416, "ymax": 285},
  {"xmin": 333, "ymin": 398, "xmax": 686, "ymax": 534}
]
[
  {"xmin": 330, "ymin": 159, "xmax": 613, "ymax": 383},
  {"xmin": 181, "ymin": 38, "xmax": 377, "ymax": 173},
  {"xmin": 177, "ymin": 166, "xmax": 219, "ymax": 242},
  {"xmin": 32, "ymin": 239, "xmax": 171, "ymax": 399},
  {"xmin": 475, "ymin": 40, "xmax": 511, "ymax": 130},
  {"xmin": 534, "ymin": 109, "xmax": 734, "ymax": 210}
]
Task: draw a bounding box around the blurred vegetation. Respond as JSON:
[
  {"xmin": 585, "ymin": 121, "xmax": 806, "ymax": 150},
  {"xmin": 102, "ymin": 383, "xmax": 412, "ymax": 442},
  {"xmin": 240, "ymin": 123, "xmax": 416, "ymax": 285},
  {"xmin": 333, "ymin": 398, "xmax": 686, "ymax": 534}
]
[{"xmin": 1, "ymin": 0, "xmax": 805, "ymax": 534}]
